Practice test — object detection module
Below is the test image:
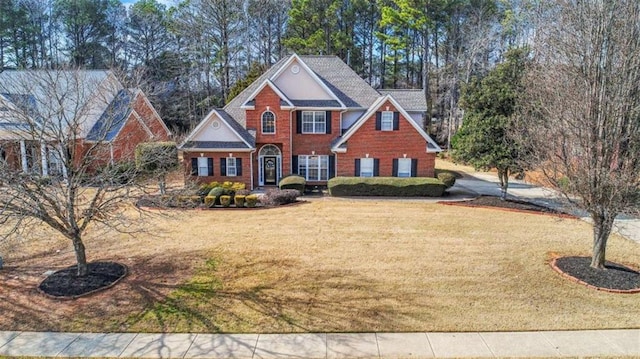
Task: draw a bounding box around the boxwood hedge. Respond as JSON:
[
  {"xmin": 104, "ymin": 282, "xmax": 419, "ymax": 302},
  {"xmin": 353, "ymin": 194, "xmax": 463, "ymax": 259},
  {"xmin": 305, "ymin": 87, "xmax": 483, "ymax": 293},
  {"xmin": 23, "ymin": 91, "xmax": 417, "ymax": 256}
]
[
  {"xmin": 328, "ymin": 177, "xmax": 446, "ymax": 197},
  {"xmin": 279, "ymin": 175, "xmax": 306, "ymax": 193}
]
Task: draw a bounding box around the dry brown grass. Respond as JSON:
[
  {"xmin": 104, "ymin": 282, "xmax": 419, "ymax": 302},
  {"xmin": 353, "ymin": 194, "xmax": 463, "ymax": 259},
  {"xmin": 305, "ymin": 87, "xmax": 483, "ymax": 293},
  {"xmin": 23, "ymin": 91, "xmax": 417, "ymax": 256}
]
[{"xmin": 1, "ymin": 198, "xmax": 639, "ymax": 334}]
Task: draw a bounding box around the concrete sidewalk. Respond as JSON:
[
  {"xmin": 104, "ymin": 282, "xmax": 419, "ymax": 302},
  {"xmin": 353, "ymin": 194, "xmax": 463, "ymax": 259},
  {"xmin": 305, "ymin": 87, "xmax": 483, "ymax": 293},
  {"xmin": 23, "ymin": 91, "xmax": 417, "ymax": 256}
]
[{"xmin": 1, "ymin": 329, "xmax": 639, "ymax": 358}]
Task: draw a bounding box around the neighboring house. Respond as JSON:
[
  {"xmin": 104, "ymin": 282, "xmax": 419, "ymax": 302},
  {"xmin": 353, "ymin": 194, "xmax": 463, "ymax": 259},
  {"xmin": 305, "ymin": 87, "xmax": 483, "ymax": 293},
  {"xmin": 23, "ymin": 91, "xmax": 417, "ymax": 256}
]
[
  {"xmin": 0, "ymin": 70, "xmax": 171, "ymax": 176},
  {"xmin": 180, "ymin": 54, "xmax": 441, "ymax": 189}
]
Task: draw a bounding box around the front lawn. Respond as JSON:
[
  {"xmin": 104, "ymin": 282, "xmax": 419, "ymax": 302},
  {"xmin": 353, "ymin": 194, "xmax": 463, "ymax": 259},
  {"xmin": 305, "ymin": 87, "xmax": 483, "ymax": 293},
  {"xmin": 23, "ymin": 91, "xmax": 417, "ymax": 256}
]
[{"xmin": 1, "ymin": 199, "xmax": 639, "ymax": 333}]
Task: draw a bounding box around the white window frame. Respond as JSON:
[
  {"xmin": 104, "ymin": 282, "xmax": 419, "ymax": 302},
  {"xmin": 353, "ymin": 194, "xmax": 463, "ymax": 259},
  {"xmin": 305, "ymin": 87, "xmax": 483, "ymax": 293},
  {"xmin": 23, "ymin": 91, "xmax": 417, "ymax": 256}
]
[
  {"xmin": 298, "ymin": 155, "xmax": 329, "ymax": 181},
  {"xmin": 197, "ymin": 157, "xmax": 209, "ymax": 176},
  {"xmin": 226, "ymin": 157, "xmax": 237, "ymax": 176},
  {"xmin": 398, "ymin": 158, "xmax": 412, "ymax": 177},
  {"xmin": 360, "ymin": 157, "xmax": 374, "ymax": 177},
  {"xmin": 381, "ymin": 111, "xmax": 393, "ymax": 131},
  {"xmin": 302, "ymin": 111, "xmax": 326, "ymax": 134},
  {"xmin": 261, "ymin": 111, "xmax": 276, "ymax": 134}
]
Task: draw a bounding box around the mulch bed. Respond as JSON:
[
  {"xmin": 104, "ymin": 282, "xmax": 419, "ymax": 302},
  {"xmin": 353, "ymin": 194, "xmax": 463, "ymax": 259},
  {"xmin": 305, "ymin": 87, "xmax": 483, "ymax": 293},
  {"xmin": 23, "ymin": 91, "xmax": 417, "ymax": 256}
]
[
  {"xmin": 551, "ymin": 256, "xmax": 640, "ymax": 293},
  {"xmin": 441, "ymin": 195, "xmax": 574, "ymax": 217},
  {"xmin": 38, "ymin": 261, "xmax": 127, "ymax": 299}
]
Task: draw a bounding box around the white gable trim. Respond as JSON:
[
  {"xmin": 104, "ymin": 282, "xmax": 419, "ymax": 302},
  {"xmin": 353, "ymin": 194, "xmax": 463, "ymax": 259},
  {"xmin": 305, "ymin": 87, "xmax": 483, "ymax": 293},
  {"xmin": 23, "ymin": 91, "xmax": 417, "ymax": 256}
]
[
  {"xmin": 179, "ymin": 109, "xmax": 254, "ymax": 149},
  {"xmin": 332, "ymin": 95, "xmax": 442, "ymax": 153},
  {"xmin": 270, "ymin": 54, "xmax": 346, "ymax": 109},
  {"xmin": 134, "ymin": 90, "xmax": 172, "ymax": 136},
  {"xmin": 240, "ymin": 79, "xmax": 294, "ymax": 109}
]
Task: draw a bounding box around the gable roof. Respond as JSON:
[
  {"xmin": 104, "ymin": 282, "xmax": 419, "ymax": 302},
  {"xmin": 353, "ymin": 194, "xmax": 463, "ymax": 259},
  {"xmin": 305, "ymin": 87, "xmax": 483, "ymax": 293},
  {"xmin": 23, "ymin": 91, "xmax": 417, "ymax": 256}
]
[
  {"xmin": 224, "ymin": 54, "xmax": 382, "ymax": 125},
  {"xmin": 332, "ymin": 94, "xmax": 441, "ymax": 153},
  {"xmin": 378, "ymin": 89, "xmax": 427, "ymax": 112},
  {"xmin": 86, "ymin": 89, "xmax": 132, "ymax": 142},
  {"xmin": 180, "ymin": 108, "xmax": 255, "ymax": 151},
  {"xmin": 240, "ymin": 79, "xmax": 294, "ymax": 109}
]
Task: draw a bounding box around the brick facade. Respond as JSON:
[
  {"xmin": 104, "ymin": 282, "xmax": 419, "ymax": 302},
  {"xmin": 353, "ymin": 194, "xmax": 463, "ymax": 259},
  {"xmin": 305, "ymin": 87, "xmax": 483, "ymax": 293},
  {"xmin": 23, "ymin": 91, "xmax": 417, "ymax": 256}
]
[{"xmin": 183, "ymin": 151, "xmax": 252, "ymax": 187}]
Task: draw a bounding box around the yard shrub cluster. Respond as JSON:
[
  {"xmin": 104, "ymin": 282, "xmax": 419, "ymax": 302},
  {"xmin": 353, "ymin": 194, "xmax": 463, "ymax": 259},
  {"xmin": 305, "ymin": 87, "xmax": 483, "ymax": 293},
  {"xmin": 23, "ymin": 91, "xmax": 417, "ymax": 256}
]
[
  {"xmin": 279, "ymin": 175, "xmax": 306, "ymax": 193},
  {"xmin": 261, "ymin": 189, "xmax": 300, "ymax": 206},
  {"xmin": 328, "ymin": 177, "xmax": 446, "ymax": 197},
  {"xmin": 436, "ymin": 172, "xmax": 456, "ymax": 188},
  {"xmin": 245, "ymin": 194, "xmax": 259, "ymax": 208}
]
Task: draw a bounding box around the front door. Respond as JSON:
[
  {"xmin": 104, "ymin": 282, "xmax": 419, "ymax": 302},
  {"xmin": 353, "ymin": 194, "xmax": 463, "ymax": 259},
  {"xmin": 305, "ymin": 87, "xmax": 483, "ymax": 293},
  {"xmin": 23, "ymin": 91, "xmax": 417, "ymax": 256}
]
[{"xmin": 263, "ymin": 156, "xmax": 277, "ymax": 185}]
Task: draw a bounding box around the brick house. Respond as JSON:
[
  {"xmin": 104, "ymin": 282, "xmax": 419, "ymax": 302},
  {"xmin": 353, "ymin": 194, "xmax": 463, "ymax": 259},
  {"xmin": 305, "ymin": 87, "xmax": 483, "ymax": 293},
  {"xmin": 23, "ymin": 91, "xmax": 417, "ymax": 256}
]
[
  {"xmin": 180, "ymin": 54, "xmax": 441, "ymax": 189},
  {"xmin": 0, "ymin": 70, "xmax": 171, "ymax": 176}
]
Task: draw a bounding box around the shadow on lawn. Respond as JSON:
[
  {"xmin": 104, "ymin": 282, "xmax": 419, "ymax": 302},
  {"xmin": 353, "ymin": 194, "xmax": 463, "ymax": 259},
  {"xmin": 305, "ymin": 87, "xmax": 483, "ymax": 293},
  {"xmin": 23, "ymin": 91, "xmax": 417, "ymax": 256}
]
[{"xmin": 119, "ymin": 254, "xmax": 420, "ymax": 333}]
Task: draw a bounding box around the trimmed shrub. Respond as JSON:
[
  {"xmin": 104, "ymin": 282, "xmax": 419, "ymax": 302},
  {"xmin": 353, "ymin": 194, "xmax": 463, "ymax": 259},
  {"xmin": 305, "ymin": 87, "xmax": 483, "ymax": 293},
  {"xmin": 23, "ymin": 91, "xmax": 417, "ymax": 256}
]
[
  {"xmin": 436, "ymin": 172, "xmax": 456, "ymax": 188},
  {"xmin": 207, "ymin": 187, "xmax": 225, "ymax": 205},
  {"xmin": 279, "ymin": 175, "xmax": 306, "ymax": 193},
  {"xmin": 328, "ymin": 177, "xmax": 446, "ymax": 197},
  {"xmin": 245, "ymin": 194, "xmax": 259, "ymax": 208},
  {"xmin": 234, "ymin": 195, "xmax": 246, "ymax": 208},
  {"xmin": 220, "ymin": 195, "xmax": 232, "ymax": 207},
  {"xmin": 204, "ymin": 195, "xmax": 216, "ymax": 208},
  {"xmin": 262, "ymin": 189, "xmax": 300, "ymax": 206},
  {"xmin": 236, "ymin": 189, "xmax": 251, "ymax": 196}
]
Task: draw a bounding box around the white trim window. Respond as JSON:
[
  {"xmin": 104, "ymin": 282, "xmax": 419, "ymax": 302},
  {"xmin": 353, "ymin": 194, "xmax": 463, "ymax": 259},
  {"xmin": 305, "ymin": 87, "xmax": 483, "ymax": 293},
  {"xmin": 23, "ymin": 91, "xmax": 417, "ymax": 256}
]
[
  {"xmin": 360, "ymin": 158, "xmax": 374, "ymax": 177},
  {"xmin": 381, "ymin": 111, "xmax": 393, "ymax": 131},
  {"xmin": 299, "ymin": 155, "xmax": 329, "ymax": 181},
  {"xmin": 262, "ymin": 111, "xmax": 275, "ymax": 134},
  {"xmin": 226, "ymin": 157, "xmax": 237, "ymax": 176},
  {"xmin": 302, "ymin": 111, "xmax": 326, "ymax": 133},
  {"xmin": 197, "ymin": 157, "xmax": 209, "ymax": 176},
  {"xmin": 398, "ymin": 158, "xmax": 412, "ymax": 177}
]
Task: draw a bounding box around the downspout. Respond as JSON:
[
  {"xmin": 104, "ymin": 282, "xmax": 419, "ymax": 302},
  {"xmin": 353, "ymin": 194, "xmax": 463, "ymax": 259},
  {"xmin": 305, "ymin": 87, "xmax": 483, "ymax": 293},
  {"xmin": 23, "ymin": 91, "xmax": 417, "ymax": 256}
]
[
  {"xmin": 290, "ymin": 109, "xmax": 294, "ymax": 173},
  {"xmin": 250, "ymin": 148, "xmax": 256, "ymax": 190},
  {"xmin": 335, "ymin": 109, "xmax": 348, "ymax": 178}
]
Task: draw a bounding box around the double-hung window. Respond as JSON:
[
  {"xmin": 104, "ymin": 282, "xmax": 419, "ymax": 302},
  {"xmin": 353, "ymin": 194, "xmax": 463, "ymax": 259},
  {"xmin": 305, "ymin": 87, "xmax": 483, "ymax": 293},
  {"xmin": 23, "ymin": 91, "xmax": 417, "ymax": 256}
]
[
  {"xmin": 360, "ymin": 158, "xmax": 374, "ymax": 177},
  {"xmin": 226, "ymin": 157, "xmax": 237, "ymax": 176},
  {"xmin": 381, "ymin": 111, "xmax": 393, "ymax": 131},
  {"xmin": 262, "ymin": 111, "xmax": 275, "ymax": 134},
  {"xmin": 197, "ymin": 157, "xmax": 210, "ymax": 176},
  {"xmin": 397, "ymin": 158, "xmax": 412, "ymax": 177},
  {"xmin": 298, "ymin": 155, "xmax": 329, "ymax": 181},
  {"xmin": 302, "ymin": 111, "xmax": 326, "ymax": 134}
]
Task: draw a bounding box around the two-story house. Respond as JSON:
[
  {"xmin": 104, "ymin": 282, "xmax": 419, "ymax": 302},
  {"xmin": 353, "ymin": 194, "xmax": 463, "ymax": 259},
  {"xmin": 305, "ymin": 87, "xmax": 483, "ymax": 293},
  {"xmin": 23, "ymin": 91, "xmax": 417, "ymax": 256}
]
[{"xmin": 180, "ymin": 54, "xmax": 441, "ymax": 189}]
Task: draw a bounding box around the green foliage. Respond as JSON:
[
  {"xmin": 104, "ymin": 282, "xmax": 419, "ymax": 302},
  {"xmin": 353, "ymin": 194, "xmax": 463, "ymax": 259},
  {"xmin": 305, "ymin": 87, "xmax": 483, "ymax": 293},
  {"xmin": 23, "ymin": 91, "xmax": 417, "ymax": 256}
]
[
  {"xmin": 279, "ymin": 175, "xmax": 306, "ymax": 193},
  {"xmin": 452, "ymin": 48, "xmax": 528, "ymax": 178},
  {"xmin": 220, "ymin": 195, "xmax": 232, "ymax": 207},
  {"xmin": 234, "ymin": 195, "xmax": 246, "ymax": 208},
  {"xmin": 227, "ymin": 62, "xmax": 267, "ymax": 103},
  {"xmin": 436, "ymin": 172, "xmax": 456, "ymax": 189},
  {"xmin": 245, "ymin": 194, "xmax": 259, "ymax": 208},
  {"xmin": 204, "ymin": 195, "xmax": 216, "ymax": 208},
  {"xmin": 328, "ymin": 177, "xmax": 446, "ymax": 197},
  {"xmin": 135, "ymin": 142, "xmax": 179, "ymax": 173}
]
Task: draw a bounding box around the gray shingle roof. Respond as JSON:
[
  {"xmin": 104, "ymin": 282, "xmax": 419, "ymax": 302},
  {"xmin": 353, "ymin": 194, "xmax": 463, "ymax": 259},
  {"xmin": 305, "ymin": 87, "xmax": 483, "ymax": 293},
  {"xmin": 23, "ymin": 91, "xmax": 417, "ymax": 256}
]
[
  {"xmin": 86, "ymin": 89, "xmax": 132, "ymax": 142},
  {"xmin": 182, "ymin": 141, "xmax": 251, "ymax": 149},
  {"xmin": 290, "ymin": 99, "xmax": 342, "ymax": 108},
  {"xmin": 378, "ymin": 89, "xmax": 427, "ymax": 111},
  {"xmin": 301, "ymin": 56, "xmax": 380, "ymax": 108}
]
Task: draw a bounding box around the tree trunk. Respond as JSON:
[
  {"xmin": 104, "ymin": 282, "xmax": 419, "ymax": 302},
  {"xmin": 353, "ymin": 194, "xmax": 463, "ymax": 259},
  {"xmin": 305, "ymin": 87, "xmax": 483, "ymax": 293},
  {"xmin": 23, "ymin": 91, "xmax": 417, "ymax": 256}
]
[
  {"xmin": 72, "ymin": 236, "xmax": 88, "ymax": 277},
  {"xmin": 498, "ymin": 168, "xmax": 509, "ymax": 200},
  {"xmin": 590, "ymin": 211, "xmax": 615, "ymax": 269}
]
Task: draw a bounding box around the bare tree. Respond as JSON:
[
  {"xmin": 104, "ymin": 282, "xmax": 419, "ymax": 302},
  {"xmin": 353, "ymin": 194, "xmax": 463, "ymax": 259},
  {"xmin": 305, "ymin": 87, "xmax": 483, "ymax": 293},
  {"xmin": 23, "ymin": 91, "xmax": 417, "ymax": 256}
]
[
  {"xmin": 0, "ymin": 69, "xmax": 153, "ymax": 276},
  {"xmin": 520, "ymin": 0, "xmax": 640, "ymax": 269}
]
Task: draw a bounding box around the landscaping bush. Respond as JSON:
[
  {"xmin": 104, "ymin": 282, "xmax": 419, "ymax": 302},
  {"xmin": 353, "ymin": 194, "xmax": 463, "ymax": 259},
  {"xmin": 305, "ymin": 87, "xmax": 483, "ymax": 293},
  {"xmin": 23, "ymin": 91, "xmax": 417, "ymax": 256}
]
[
  {"xmin": 207, "ymin": 187, "xmax": 225, "ymax": 205},
  {"xmin": 245, "ymin": 194, "xmax": 259, "ymax": 208},
  {"xmin": 436, "ymin": 172, "xmax": 456, "ymax": 188},
  {"xmin": 220, "ymin": 195, "xmax": 232, "ymax": 207},
  {"xmin": 236, "ymin": 189, "xmax": 251, "ymax": 196},
  {"xmin": 328, "ymin": 177, "xmax": 446, "ymax": 197},
  {"xmin": 197, "ymin": 181, "xmax": 220, "ymax": 196},
  {"xmin": 204, "ymin": 195, "xmax": 216, "ymax": 208},
  {"xmin": 262, "ymin": 189, "xmax": 300, "ymax": 206},
  {"xmin": 279, "ymin": 175, "xmax": 306, "ymax": 193},
  {"xmin": 234, "ymin": 195, "xmax": 246, "ymax": 208}
]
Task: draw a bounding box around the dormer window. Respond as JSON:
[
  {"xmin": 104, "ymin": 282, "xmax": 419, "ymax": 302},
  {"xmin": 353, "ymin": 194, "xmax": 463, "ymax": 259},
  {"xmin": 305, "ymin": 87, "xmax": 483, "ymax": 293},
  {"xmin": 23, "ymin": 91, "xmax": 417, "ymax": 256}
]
[{"xmin": 262, "ymin": 111, "xmax": 275, "ymax": 134}]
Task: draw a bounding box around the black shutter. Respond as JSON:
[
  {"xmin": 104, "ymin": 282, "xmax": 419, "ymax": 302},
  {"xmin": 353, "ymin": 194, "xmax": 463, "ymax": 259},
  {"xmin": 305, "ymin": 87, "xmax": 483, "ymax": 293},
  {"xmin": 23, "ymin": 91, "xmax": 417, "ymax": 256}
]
[
  {"xmin": 354, "ymin": 159, "xmax": 360, "ymax": 176},
  {"xmin": 191, "ymin": 158, "xmax": 198, "ymax": 176},
  {"xmin": 296, "ymin": 111, "xmax": 302, "ymax": 133},
  {"xmin": 292, "ymin": 155, "xmax": 299, "ymax": 174},
  {"xmin": 392, "ymin": 159, "xmax": 399, "ymax": 177},
  {"xmin": 220, "ymin": 158, "xmax": 227, "ymax": 176},
  {"xmin": 411, "ymin": 159, "xmax": 418, "ymax": 177},
  {"xmin": 375, "ymin": 112, "xmax": 381, "ymax": 130},
  {"xmin": 373, "ymin": 159, "xmax": 380, "ymax": 176},
  {"xmin": 325, "ymin": 111, "xmax": 332, "ymax": 134},
  {"xmin": 329, "ymin": 155, "xmax": 336, "ymax": 178},
  {"xmin": 393, "ymin": 112, "xmax": 400, "ymax": 130},
  {"xmin": 236, "ymin": 158, "xmax": 243, "ymax": 176},
  {"xmin": 207, "ymin": 158, "xmax": 214, "ymax": 176}
]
